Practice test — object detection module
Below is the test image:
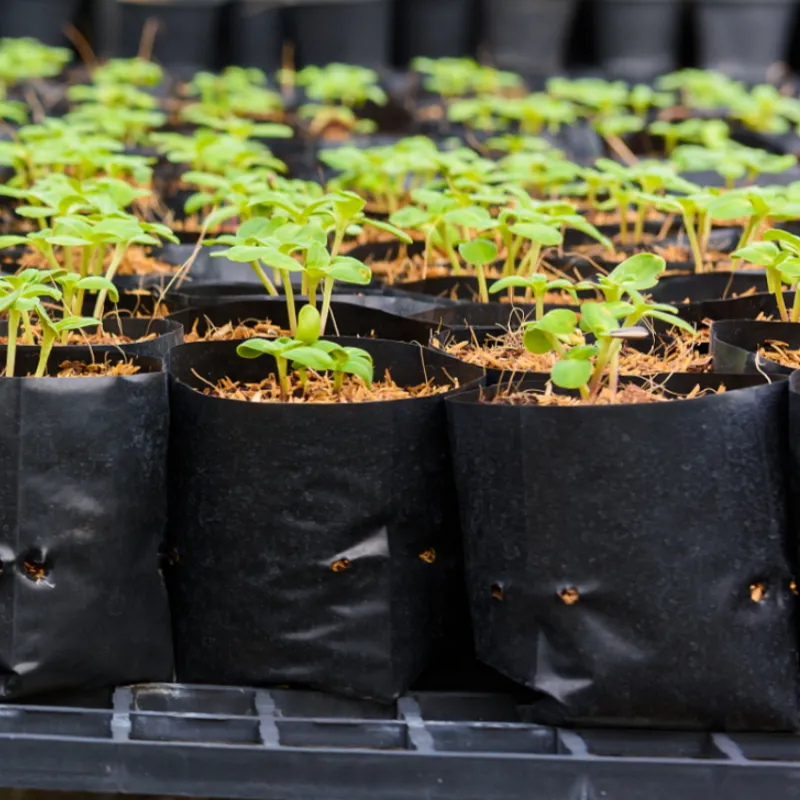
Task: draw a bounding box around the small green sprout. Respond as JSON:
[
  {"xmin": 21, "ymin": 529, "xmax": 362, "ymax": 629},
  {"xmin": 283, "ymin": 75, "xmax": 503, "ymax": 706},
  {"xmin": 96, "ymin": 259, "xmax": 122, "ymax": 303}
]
[{"xmin": 733, "ymin": 230, "xmax": 800, "ymax": 322}]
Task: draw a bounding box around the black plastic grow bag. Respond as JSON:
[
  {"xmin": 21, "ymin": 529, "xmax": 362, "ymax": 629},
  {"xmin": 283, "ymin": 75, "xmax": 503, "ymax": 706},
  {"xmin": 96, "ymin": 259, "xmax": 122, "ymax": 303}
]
[
  {"xmin": 711, "ymin": 319, "xmax": 799, "ymax": 376},
  {"xmin": 0, "ymin": 317, "xmax": 184, "ymax": 363},
  {"xmin": 166, "ymin": 338, "xmax": 484, "ymax": 701},
  {"xmin": 167, "ymin": 297, "xmax": 438, "ymax": 344},
  {"xmin": 0, "ymin": 348, "xmax": 174, "ymax": 700},
  {"xmin": 447, "ymin": 373, "xmax": 799, "ymax": 731}
]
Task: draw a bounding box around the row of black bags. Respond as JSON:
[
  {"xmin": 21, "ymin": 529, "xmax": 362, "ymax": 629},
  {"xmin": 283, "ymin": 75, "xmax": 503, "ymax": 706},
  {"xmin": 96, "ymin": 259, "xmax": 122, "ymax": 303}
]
[{"xmin": 1, "ymin": 329, "xmax": 799, "ymax": 733}]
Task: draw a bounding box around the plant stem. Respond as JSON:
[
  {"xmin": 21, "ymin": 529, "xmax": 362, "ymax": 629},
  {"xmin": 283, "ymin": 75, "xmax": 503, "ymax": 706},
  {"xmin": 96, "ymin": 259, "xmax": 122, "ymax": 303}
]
[
  {"xmin": 522, "ymin": 243, "xmax": 542, "ymax": 277},
  {"xmin": 535, "ymin": 292, "xmax": 545, "ymax": 321},
  {"xmin": 791, "ymin": 288, "xmax": 800, "ymax": 323},
  {"xmin": 682, "ymin": 212, "xmax": 704, "ymax": 274},
  {"xmin": 476, "ymin": 264, "xmax": 489, "ymax": 303},
  {"xmin": 588, "ymin": 337, "xmax": 620, "ymax": 397},
  {"xmin": 319, "ymin": 277, "xmax": 335, "ymax": 336},
  {"xmin": 633, "ymin": 202, "xmax": 647, "ymax": 245},
  {"xmin": 277, "ymin": 356, "xmax": 289, "ymax": 400},
  {"xmin": 330, "ymin": 226, "xmax": 345, "ymax": 258},
  {"xmin": 283, "ymin": 270, "xmax": 297, "ymax": 334},
  {"xmin": 249, "ymin": 260, "xmax": 278, "ymax": 296},
  {"xmin": 333, "ymin": 370, "xmax": 344, "ymax": 394},
  {"xmin": 20, "ymin": 311, "xmax": 35, "ymax": 345},
  {"xmin": 767, "ymin": 268, "xmax": 789, "ymax": 322},
  {"xmin": 93, "ymin": 244, "xmax": 127, "ymax": 320},
  {"xmin": 34, "ymin": 330, "xmax": 56, "ymax": 378},
  {"xmin": 6, "ymin": 310, "xmax": 20, "ymax": 377}
]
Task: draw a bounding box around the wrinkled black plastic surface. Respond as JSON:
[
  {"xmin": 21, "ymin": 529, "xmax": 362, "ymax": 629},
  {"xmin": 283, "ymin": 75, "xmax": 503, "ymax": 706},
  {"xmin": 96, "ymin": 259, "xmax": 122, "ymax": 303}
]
[
  {"xmin": 711, "ymin": 320, "xmax": 799, "ymax": 376},
  {"xmin": 413, "ymin": 301, "xmax": 538, "ymax": 330},
  {"xmin": 696, "ymin": 0, "xmax": 796, "ymax": 83},
  {"xmin": 447, "ymin": 374, "xmax": 799, "ymax": 731},
  {"xmin": 2, "ymin": 0, "xmax": 80, "ymax": 44},
  {"xmin": 485, "ymin": 0, "xmax": 577, "ymax": 78},
  {"xmin": 111, "ymin": 0, "xmax": 226, "ymax": 72},
  {"xmin": 165, "ymin": 279, "xmax": 389, "ymax": 309},
  {"xmin": 596, "ymin": 0, "xmax": 681, "ymax": 80},
  {"xmin": 168, "ymin": 298, "xmax": 438, "ymax": 344},
  {"xmin": 0, "ymin": 348, "xmax": 174, "ymax": 699},
  {"xmin": 397, "ymin": 0, "xmax": 474, "ymax": 60},
  {"xmin": 650, "ymin": 271, "xmax": 768, "ymax": 307},
  {"xmin": 0, "ymin": 317, "xmax": 183, "ymax": 363},
  {"xmin": 290, "ymin": 0, "xmax": 392, "ymax": 68},
  {"xmin": 6, "ymin": 683, "xmax": 800, "ymax": 799},
  {"xmin": 229, "ymin": 0, "xmax": 282, "ymax": 72},
  {"xmin": 167, "ymin": 338, "xmax": 484, "ymax": 701}
]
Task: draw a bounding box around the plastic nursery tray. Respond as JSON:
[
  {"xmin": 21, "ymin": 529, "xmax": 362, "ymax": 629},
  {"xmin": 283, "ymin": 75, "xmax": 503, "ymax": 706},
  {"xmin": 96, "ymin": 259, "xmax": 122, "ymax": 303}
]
[{"xmin": 0, "ymin": 686, "xmax": 799, "ymax": 800}]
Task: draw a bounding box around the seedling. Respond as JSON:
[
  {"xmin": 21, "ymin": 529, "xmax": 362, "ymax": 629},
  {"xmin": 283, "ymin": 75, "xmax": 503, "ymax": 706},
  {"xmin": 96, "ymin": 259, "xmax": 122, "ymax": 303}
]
[
  {"xmin": 91, "ymin": 58, "xmax": 164, "ymax": 88},
  {"xmin": 489, "ymin": 274, "xmax": 577, "ymax": 318},
  {"xmin": 733, "ymin": 230, "xmax": 800, "ymax": 322},
  {"xmin": 236, "ymin": 304, "xmax": 374, "ymax": 400},
  {"xmin": 523, "ymin": 254, "xmax": 694, "ymax": 400}
]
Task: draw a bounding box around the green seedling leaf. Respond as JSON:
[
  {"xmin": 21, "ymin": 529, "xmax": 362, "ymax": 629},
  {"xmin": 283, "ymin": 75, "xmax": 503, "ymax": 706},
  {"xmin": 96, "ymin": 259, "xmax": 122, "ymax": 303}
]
[
  {"xmin": 459, "ymin": 238, "xmax": 498, "ymax": 266},
  {"xmin": 580, "ymin": 302, "xmax": 620, "ymax": 335},
  {"xmin": 731, "ymin": 241, "xmax": 779, "ymax": 266},
  {"xmin": 509, "ymin": 222, "xmax": 563, "ymax": 246},
  {"xmin": 327, "ymin": 258, "xmax": 372, "ymax": 284},
  {"xmin": 607, "ymin": 253, "xmax": 666, "ymax": 291},
  {"xmin": 523, "ymin": 327, "xmax": 553, "ymax": 355},
  {"xmin": 288, "ymin": 346, "xmax": 336, "ymax": 372},
  {"xmin": 536, "ymin": 308, "xmax": 579, "ymax": 336},
  {"xmin": 296, "ymin": 305, "xmax": 322, "ymax": 344},
  {"xmin": 551, "ymin": 358, "xmax": 592, "ymax": 389}
]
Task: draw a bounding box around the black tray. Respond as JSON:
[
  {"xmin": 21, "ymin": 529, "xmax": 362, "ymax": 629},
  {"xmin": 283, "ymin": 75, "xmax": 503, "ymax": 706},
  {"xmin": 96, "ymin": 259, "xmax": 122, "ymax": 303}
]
[{"xmin": 1, "ymin": 684, "xmax": 800, "ymax": 799}]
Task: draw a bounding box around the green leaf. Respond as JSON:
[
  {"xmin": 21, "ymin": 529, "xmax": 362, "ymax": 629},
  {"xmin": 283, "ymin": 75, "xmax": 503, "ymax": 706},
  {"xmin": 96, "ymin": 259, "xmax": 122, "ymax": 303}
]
[
  {"xmin": 509, "ymin": 222, "xmax": 563, "ymax": 246},
  {"xmin": 643, "ymin": 310, "xmax": 696, "ymax": 334},
  {"xmin": 551, "ymin": 358, "xmax": 592, "ymax": 389},
  {"xmin": 445, "ymin": 206, "xmax": 494, "ymax": 229},
  {"xmin": 204, "ymin": 205, "xmax": 240, "ymax": 229},
  {"xmin": 75, "ymin": 277, "xmax": 120, "ymax": 303},
  {"xmin": 16, "ymin": 206, "xmax": 56, "ymax": 219},
  {"xmin": 0, "ymin": 235, "xmax": 29, "ymax": 248},
  {"xmin": 261, "ymin": 250, "xmax": 304, "ymax": 272},
  {"xmin": 458, "ymin": 238, "xmax": 498, "ymax": 266},
  {"xmin": 239, "ymin": 217, "xmax": 274, "ymax": 240},
  {"xmin": 305, "ymin": 241, "xmax": 332, "ymax": 270},
  {"xmin": 389, "ymin": 206, "xmax": 432, "ymax": 229},
  {"xmin": 341, "ymin": 357, "xmax": 374, "ymax": 387},
  {"xmin": 580, "ymin": 302, "xmax": 620, "ymax": 335},
  {"xmin": 327, "ymin": 258, "xmax": 372, "ymax": 284},
  {"xmin": 607, "ymin": 253, "xmax": 666, "ymax": 291},
  {"xmin": 288, "ymin": 346, "xmax": 336, "ymax": 371},
  {"xmin": 220, "ymin": 245, "xmax": 275, "ymax": 262},
  {"xmin": 364, "ymin": 218, "xmax": 413, "ymax": 245},
  {"xmin": 296, "ymin": 305, "xmax": 322, "ymax": 344},
  {"xmin": 708, "ymin": 197, "xmax": 754, "ymax": 220},
  {"xmin": 536, "ymin": 308, "xmax": 578, "ymax": 336},
  {"xmin": 489, "ymin": 275, "xmax": 533, "ymax": 293},
  {"xmin": 236, "ymin": 337, "xmax": 288, "ymax": 359},
  {"xmin": 55, "ymin": 316, "xmax": 100, "ymax": 333},
  {"xmin": 47, "ymin": 235, "xmax": 92, "ymax": 247},
  {"xmin": 764, "ymin": 228, "xmax": 800, "ymax": 255},
  {"xmin": 523, "ymin": 326, "xmax": 553, "ymax": 355},
  {"xmin": 565, "ymin": 344, "xmax": 599, "ymax": 361},
  {"xmin": 732, "ymin": 241, "xmax": 780, "ymax": 266}
]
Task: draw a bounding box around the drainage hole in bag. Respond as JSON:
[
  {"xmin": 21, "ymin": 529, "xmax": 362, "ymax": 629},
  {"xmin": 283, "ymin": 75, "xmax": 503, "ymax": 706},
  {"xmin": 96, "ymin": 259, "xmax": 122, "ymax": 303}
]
[
  {"xmin": 331, "ymin": 558, "xmax": 351, "ymax": 572},
  {"xmin": 491, "ymin": 583, "xmax": 504, "ymax": 601},
  {"xmin": 20, "ymin": 549, "xmax": 50, "ymax": 585},
  {"xmin": 558, "ymin": 587, "xmax": 580, "ymax": 605},
  {"xmin": 419, "ymin": 548, "xmax": 436, "ymax": 564},
  {"xmin": 749, "ymin": 582, "xmax": 767, "ymax": 603}
]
